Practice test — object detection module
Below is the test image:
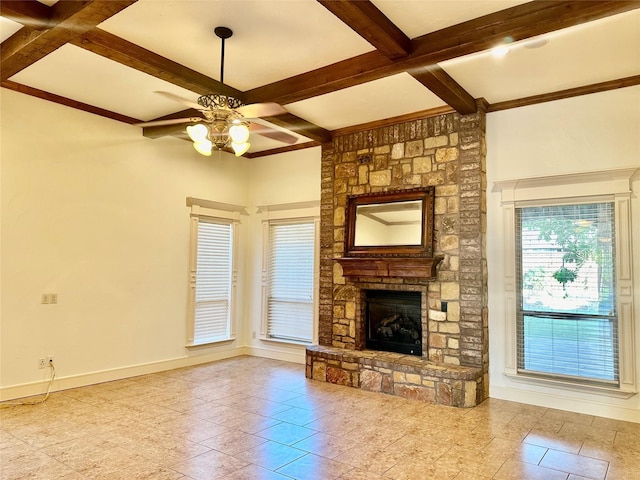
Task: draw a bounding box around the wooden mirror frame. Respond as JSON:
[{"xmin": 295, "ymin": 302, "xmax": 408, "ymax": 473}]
[{"xmin": 344, "ymin": 187, "xmax": 435, "ymax": 257}]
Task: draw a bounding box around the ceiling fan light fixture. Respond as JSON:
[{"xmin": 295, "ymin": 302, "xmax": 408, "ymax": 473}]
[
  {"xmin": 231, "ymin": 141, "xmax": 250, "ymax": 157},
  {"xmin": 229, "ymin": 122, "xmax": 250, "ymax": 143},
  {"xmin": 186, "ymin": 124, "xmax": 209, "ymax": 142},
  {"xmin": 193, "ymin": 139, "xmax": 213, "ymax": 156}
]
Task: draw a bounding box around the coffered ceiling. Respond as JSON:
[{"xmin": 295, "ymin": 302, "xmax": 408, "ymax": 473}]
[{"xmin": 2, "ymin": 0, "xmax": 639, "ymax": 157}]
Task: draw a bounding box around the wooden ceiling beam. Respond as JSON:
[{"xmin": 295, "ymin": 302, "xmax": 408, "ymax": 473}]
[
  {"xmin": 245, "ymin": 1, "xmax": 640, "ymax": 106},
  {"xmin": 1, "ymin": 0, "xmax": 138, "ymax": 82},
  {"xmin": 316, "ymin": 0, "xmax": 410, "ymax": 59},
  {"xmin": 262, "ymin": 113, "xmax": 332, "ymax": 144},
  {"xmin": 1, "ymin": 79, "xmax": 142, "ymax": 124},
  {"xmin": 410, "ymin": 66, "xmax": 477, "ymax": 115},
  {"xmin": 0, "ymin": 1, "xmax": 50, "ymax": 26},
  {"xmin": 318, "ymin": 0, "xmax": 476, "ymax": 114},
  {"xmin": 488, "ymin": 75, "xmax": 640, "ymax": 112},
  {"xmin": 71, "ymin": 29, "xmax": 244, "ymax": 99}
]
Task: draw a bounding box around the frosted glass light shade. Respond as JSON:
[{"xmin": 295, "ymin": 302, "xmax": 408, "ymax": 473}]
[
  {"xmin": 231, "ymin": 142, "xmax": 250, "ymax": 157},
  {"xmin": 229, "ymin": 123, "xmax": 250, "ymax": 143},
  {"xmin": 186, "ymin": 124, "xmax": 209, "ymax": 142},
  {"xmin": 193, "ymin": 140, "xmax": 213, "ymax": 156}
]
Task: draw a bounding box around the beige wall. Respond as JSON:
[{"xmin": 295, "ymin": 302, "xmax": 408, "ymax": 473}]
[
  {"xmin": 486, "ymin": 86, "xmax": 640, "ymax": 422},
  {"xmin": 0, "ymin": 88, "xmax": 320, "ymax": 399}
]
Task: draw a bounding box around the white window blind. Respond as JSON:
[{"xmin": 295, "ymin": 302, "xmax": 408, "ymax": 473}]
[
  {"xmin": 515, "ymin": 202, "xmax": 618, "ymax": 385},
  {"xmin": 267, "ymin": 221, "xmax": 315, "ymax": 343},
  {"xmin": 193, "ymin": 219, "xmax": 232, "ymax": 345}
]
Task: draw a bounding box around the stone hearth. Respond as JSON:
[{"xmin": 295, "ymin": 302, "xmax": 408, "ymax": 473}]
[{"xmin": 306, "ymin": 104, "xmax": 489, "ymax": 407}]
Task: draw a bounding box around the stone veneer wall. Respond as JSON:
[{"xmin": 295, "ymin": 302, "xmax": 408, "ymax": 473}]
[{"xmin": 308, "ymin": 104, "xmax": 489, "ymax": 406}]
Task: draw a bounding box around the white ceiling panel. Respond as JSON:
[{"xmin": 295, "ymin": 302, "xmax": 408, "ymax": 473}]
[
  {"xmin": 97, "ymin": 0, "xmax": 374, "ymax": 91},
  {"xmin": 440, "ymin": 9, "xmax": 640, "ymax": 103},
  {"xmin": 285, "ymin": 73, "xmax": 446, "ymax": 131},
  {"xmin": 372, "ymin": 0, "xmax": 529, "ymax": 39},
  {"xmin": 9, "ymin": 44, "xmax": 203, "ymax": 121},
  {"xmin": 0, "ymin": 17, "xmax": 23, "ymax": 43}
]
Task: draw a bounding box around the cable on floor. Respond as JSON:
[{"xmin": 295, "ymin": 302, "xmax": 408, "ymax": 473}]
[{"xmin": 0, "ymin": 360, "xmax": 56, "ymax": 408}]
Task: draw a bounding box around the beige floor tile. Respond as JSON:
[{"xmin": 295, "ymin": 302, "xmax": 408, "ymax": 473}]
[
  {"xmin": 269, "ymin": 406, "xmax": 323, "ymax": 426},
  {"xmin": 332, "ymin": 442, "xmax": 408, "ymax": 475},
  {"xmin": 168, "ymin": 448, "xmax": 249, "ymax": 480},
  {"xmin": 613, "ymin": 430, "xmax": 640, "ymax": 455},
  {"xmin": 540, "ymin": 449, "xmax": 609, "ymax": 480},
  {"xmin": 217, "ymin": 410, "xmax": 283, "ymax": 434},
  {"xmin": 482, "ymin": 437, "xmax": 548, "ymax": 465},
  {"xmin": 234, "ymin": 439, "xmax": 307, "ymax": 470},
  {"xmin": 431, "ymin": 444, "xmax": 507, "ymax": 478},
  {"xmin": 493, "ymin": 458, "xmax": 568, "ymax": 480},
  {"xmin": 256, "ymin": 421, "xmax": 317, "ymax": 445},
  {"xmin": 218, "ymin": 462, "xmax": 293, "ymax": 479},
  {"xmin": 592, "ymin": 416, "xmax": 640, "ymax": 434},
  {"xmin": 1, "ymin": 443, "xmax": 79, "ymax": 480},
  {"xmin": 543, "ymin": 408, "xmax": 595, "ymax": 426},
  {"xmin": 524, "ymin": 429, "xmax": 584, "ymax": 454},
  {"xmin": 606, "ymin": 462, "xmax": 640, "ymax": 480},
  {"xmin": 276, "ymin": 452, "xmax": 353, "ymax": 479},
  {"xmin": 336, "ymin": 467, "xmax": 387, "ymax": 479},
  {"xmin": 559, "ymin": 421, "xmax": 617, "ymax": 445},
  {"xmin": 200, "ymin": 429, "xmax": 268, "ymax": 455},
  {"xmin": 291, "ymin": 431, "xmax": 357, "ymax": 459},
  {"xmin": 385, "ymin": 432, "xmax": 453, "ymax": 461},
  {"xmin": 383, "ymin": 453, "xmax": 462, "ymax": 480}
]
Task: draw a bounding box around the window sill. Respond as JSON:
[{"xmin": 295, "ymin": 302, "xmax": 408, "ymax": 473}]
[
  {"xmin": 505, "ymin": 370, "xmax": 637, "ymax": 399},
  {"xmin": 260, "ymin": 337, "xmax": 312, "ymax": 347},
  {"xmin": 186, "ymin": 337, "xmax": 236, "ymax": 349}
]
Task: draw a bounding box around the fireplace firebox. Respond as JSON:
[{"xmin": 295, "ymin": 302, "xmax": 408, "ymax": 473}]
[{"xmin": 365, "ymin": 290, "xmax": 422, "ymax": 356}]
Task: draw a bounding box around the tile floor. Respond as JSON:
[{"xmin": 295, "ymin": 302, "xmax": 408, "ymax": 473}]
[{"xmin": 1, "ymin": 356, "xmax": 639, "ymax": 479}]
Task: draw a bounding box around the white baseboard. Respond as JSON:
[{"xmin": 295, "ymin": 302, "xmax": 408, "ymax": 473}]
[
  {"xmin": 490, "ymin": 385, "xmax": 640, "ymax": 424},
  {"xmin": 0, "ymin": 348, "xmax": 244, "ymax": 402},
  {"xmin": 241, "ymin": 345, "xmax": 306, "ymax": 364},
  {"xmin": 1, "ymin": 344, "xmax": 308, "ymax": 402}
]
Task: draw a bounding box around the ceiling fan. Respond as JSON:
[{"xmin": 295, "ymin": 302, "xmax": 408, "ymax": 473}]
[{"xmin": 138, "ymin": 26, "xmax": 297, "ymax": 157}]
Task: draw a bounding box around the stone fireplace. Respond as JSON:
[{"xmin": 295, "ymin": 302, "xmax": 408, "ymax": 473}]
[{"xmin": 306, "ymin": 103, "xmax": 489, "ymax": 407}]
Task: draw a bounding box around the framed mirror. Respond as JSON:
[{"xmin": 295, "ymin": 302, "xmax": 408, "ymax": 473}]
[{"xmin": 344, "ymin": 187, "xmax": 435, "ymax": 257}]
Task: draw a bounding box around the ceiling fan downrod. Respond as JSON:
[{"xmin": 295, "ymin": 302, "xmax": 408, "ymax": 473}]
[{"xmin": 214, "ymin": 26, "xmax": 233, "ymax": 91}]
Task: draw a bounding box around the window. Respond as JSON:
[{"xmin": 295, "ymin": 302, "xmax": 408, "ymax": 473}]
[
  {"xmin": 516, "ymin": 202, "xmax": 618, "ymax": 385},
  {"xmin": 265, "ymin": 220, "xmax": 315, "ymax": 343},
  {"xmin": 186, "ymin": 198, "xmax": 243, "ymax": 347},
  {"xmin": 494, "ymin": 168, "xmax": 636, "ymax": 395},
  {"xmin": 258, "ymin": 201, "xmax": 320, "ymax": 345},
  {"xmin": 191, "ymin": 219, "xmax": 233, "ymax": 344}
]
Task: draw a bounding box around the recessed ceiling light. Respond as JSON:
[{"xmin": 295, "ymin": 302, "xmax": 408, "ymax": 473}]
[
  {"xmin": 491, "ymin": 45, "xmax": 510, "ymax": 58},
  {"xmin": 524, "ymin": 38, "xmax": 549, "ymax": 49}
]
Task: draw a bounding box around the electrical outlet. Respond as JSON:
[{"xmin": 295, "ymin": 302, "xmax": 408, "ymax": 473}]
[
  {"xmin": 38, "ymin": 358, "xmax": 46, "ymax": 369},
  {"xmin": 252, "ymin": 331, "xmax": 256, "ymax": 339},
  {"xmin": 47, "ymin": 356, "xmax": 55, "ymax": 365},
  {"xmin": 41, "ymin": 294, "xmax": 50, "ymax": 304},
  {"xmin": 50, "ymin": 294, "xmax": 58, "ymax": 304}
]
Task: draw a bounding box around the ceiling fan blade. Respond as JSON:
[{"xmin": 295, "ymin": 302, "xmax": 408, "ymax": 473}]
[
  {"xmin": 135, "ymin": 117, "xmax": 204, "ymax": 127},
  {"xmin": 237, "ymin": 102, "xmax": 287, "ymax": 118},
  {"xmin": 248, "ymin": 120, "xmax": 298, "ymax": 145},
  {"xmin": 154, "ymin": 91, "xmax": 204, "ymax": 110}
]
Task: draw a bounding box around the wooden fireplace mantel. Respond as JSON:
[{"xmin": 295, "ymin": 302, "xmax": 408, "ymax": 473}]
[{"xmin": 336, "ymin": 256, "xmax": 443, "ymax": 279}]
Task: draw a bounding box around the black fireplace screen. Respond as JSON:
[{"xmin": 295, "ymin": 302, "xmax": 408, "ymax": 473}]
[{"xmin": 365, "ymin": 290, "xmax": 422, "ymax": 356}]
